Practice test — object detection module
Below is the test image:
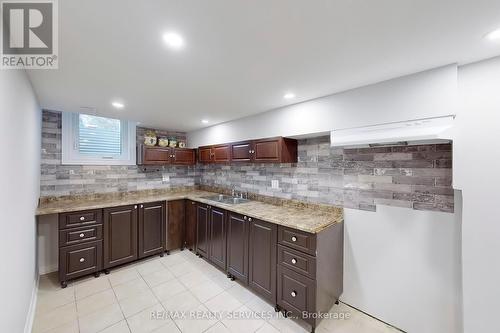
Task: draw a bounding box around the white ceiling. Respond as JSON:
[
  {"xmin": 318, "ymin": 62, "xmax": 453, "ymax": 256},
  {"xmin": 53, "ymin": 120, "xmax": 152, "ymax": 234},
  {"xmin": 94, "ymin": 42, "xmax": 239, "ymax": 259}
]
[{"xmin": 28, "ymin": 0, "xmax": 500, "ymax": 132}]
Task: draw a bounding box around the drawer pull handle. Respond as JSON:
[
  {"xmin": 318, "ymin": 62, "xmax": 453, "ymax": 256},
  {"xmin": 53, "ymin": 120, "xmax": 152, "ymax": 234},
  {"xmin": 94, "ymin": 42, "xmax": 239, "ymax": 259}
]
[
  {"xmin": 291, "ymin": 236, "xmax": 297, "ymax": 242},
  {"xmin": 248, "ymin": 217, "xmax": 252, "ymax": 221},
  {"xmin": 79, "ymin": 233, "xmax": 85, "ymax": 238},
  {"xmin": 291, "ymin": 258, "xmax": 297, "ymax": 264},
  {"xmin": 291, "ymin": 291, "xmax": 297, "ymax": 297},
  {"xmin": 79, "ymin": 258, "xmax": 85, "ymax": 263},
  {"xmin": 79, "ymin": 216, "xmax": 85, "ymax": 221}
]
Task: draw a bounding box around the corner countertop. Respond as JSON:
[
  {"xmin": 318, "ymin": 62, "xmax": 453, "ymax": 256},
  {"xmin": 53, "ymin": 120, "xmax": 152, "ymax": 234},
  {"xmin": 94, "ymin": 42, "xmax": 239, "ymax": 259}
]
[{"xmin": 36, "ymin": 189, "xmax": 343, "ymax": 234}]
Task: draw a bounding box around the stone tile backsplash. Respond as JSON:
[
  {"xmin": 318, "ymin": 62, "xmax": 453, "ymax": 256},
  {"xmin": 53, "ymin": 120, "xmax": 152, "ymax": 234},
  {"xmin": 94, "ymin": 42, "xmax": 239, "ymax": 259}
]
[
  {"xmin": 199, "ymin": 136, "xmax": 454, "ymax": 213},
  {"xmin": 40, "ymin": 110, "xmax": 199, "ymax": 197},
  {"xmin": 40, "ymin": 110, "xmax": 453, "ymax": 212}
]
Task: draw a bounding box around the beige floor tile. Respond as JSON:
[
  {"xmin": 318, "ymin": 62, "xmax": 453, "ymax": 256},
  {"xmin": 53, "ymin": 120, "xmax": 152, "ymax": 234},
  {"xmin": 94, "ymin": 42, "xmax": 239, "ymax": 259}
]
[
  {"xmin": 267, "ymin": 315, "xmax": 310, "ymax": 333},
  {"xmin": 226, "ymin": 284, "xmax": 256, "ymax": 304},
  {"xmin": 149, "ymin": 319, "xmax": 181, "ymax": 332},
  {"xmin": 204, "ymin": 291, "xmax": 243, "ymax": 316},
  {"xmin": 204, "ymin": 321, "xmax": 231, "ymax": 333},
  {"xmin": 245, "ymin": 294, "xmax": 275, "ymax": 314},
  {"xmin": 74, "ymin": 276, "xmax": 111, "ymax": 300},
  {"xmin": 32, "ymin": 302, "xmax": 77, "ymax": 333},
  {"xmin": 256, "ymin": 322, "xmax": 280, "ymax": 333},
  {"xmin": 161, "ymin": 290, "xmax": 201, "ymax": 312},
  {"xmin": 41, "ymin": 319, "xmax": 79, "ymax": 333},
  {"xmin": 126, "ymin": 303, "xmax": 171, "ymax": 333},
  {"xmin": 99, "ymin": 320, "xmax": 131, "ymax": 333},
  {"xmin": 39, "ymin": 272, "xmax": 69, "ymax": 292},
  {"xmin": 142, "ymin": 268, "xmax": 175, "ymax": 287},
  {"xmin": 113, "ymin": 278, "xmax": 150, "ymax": 301},
  {"xmin": 36, "ymin": 286, "xmax": 75, "ymax": 315},
  {"xmin": 136, "ymin": 260, "xmax": 165, "ymax": 276},
  {"xmin": 189, "ymin": 280, "xmax": 224, "ymax": 303},
  {"xmin": 78, "ymin": 302, "xmax": 124, "ymax": 333},
  {"xmin": 209, "ymin": 273, "xmax": 236, "ymax": 290},
  {"xmin": 108, "ymin": 267, "xmax": 141, "ymax": 287},
  {"xmin": 152, "ymin": 279, "xmax": 187, "ymax": 302},
  {"xmin": 172, "ymin": 304, "xmax": 219, "ymax": 333},
  {"xmin": 168, "ymin": 261, "xmax": 197, "ymax": 277},
  {"xmin": 76, "ymin": 289, "xmax": 117, "ymax": 317},
  {"xmin": 221, "ymin": 305, "xmax": 265, "ymax": 333},
  {"xmin": 178, "ymin": 270, "xmax": 211, "ymax": 289},
  {"xmin": 119, "ymin": 289, "xmax": 159, "ymax": 318},
  {"xmin": 159, "ymin": 253, "xmax": 186, "ymax": 268}
]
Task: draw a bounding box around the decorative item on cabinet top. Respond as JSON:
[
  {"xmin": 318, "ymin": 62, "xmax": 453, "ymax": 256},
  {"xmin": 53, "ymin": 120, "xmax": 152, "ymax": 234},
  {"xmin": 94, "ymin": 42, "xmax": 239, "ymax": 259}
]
[
  {"xmin": 144, "ymin": 130, "xmax": 158, "ymax": 146},
  {"xmin": 198, "ymin": 136, "xmax": 298, "ymax": 164}
]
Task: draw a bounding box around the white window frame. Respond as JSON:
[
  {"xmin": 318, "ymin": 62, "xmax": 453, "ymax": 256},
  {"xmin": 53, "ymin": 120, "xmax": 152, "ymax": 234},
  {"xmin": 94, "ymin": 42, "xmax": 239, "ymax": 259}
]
[{"xmin": 61, "ymin": 112, "xmax": 136, "ymax": 165}]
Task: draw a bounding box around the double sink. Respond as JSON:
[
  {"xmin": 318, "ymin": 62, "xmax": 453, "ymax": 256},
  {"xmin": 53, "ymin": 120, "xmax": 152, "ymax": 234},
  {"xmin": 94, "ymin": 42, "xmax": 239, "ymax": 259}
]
[{"xmin": 203, "ymin": 194, "xmax": 250, "ymax": 205}]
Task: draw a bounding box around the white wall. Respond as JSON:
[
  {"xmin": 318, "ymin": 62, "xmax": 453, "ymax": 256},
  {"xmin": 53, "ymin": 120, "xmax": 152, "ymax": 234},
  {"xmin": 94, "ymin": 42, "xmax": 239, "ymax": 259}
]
[
  {"xmin": 343, "ymin": 193, "xmax": 462, "ymax": 333},
  {"xmin": 454, "ymin": 56, "xmax": 500, "ymax": 333},
  {"xmin": 188, "ymin": 64, "xmax": 457, "ymax": 147},
  {"xmin": 0, "ymin": 70, "xmax": 41, "ymax": 332}
]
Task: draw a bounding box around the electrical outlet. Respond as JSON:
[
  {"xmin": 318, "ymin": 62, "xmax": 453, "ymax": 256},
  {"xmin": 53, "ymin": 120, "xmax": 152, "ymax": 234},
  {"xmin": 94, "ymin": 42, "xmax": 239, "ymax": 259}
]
[
  {"xmin": 271, "ymin": 180, "xmax": 279, "ymax": 189},
  {"xmin": 162, "ymin": 174, "xmax": 170, "ymax": 182}
]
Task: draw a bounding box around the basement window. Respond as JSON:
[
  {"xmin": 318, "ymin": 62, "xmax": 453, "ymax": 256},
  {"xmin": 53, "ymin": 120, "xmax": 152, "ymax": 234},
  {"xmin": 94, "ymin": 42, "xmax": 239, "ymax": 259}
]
[{"xmin": 61, "ymin": 112, "xmax": 136, "ymax": 165}]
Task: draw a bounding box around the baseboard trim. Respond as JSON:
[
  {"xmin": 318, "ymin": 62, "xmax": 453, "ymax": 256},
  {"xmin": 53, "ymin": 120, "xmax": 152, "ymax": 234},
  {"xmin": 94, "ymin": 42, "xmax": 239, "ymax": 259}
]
[
  {"xmin": 24, "ymin": 274, "xmax": 39, "ymax": 333},
  {"xmin": 39, "ymin": 264, "xmax": 58, "ymax": 275}
]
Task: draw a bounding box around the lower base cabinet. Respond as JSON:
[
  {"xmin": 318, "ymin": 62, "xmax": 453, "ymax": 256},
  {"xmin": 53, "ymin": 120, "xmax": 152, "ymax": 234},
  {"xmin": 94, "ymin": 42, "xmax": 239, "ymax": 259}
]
[
  {"xmin": 209, "ymin": 207, "xmax": 227, "ymax": 270},
  {"xmin": 139, "ymin": 201, "xmax": 166, "ymax": 258},
  {"xmin": 227, "ymin": 212, "xmax": 249, "ymax": 283},
  {"xmin": 185, "ymin": 200, "xmax": 197, "ymax": 250},
  {"xmin": 104, "ymin": 205, "xmax": 138, "ymax": 269},
  {"xmin": 248, "ymin": 218, "xmax": 277, "ymax": 303},
  {"xmin": 166, "ymin": 200, "xmax": 185, "ymax": 252},
  {"xmin": 59, "ymin": 240, "xmax": 102, "ymax": 285}
]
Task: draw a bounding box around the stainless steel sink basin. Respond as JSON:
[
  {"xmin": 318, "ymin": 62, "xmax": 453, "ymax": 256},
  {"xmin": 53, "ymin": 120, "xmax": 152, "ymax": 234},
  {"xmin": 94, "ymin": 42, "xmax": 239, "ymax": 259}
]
[{"xmin": 203, "ymin": 194, "xmax": 250, "ymax": 205}]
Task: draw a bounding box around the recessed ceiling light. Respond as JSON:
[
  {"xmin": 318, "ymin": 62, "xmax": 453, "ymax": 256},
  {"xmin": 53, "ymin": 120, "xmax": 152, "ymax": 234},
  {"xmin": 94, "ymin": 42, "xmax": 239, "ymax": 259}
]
[
  {"xmin": 201, "ymin": 119, "xmax": 209, "ymax": 124},
  {"xmin": 485, "ymin": 28, "xmax": 500, "ymax": 41},
  {"xmin": 163, "ymin": 32, "xmax": 184, "ymax": 49},
  {"xmin": 283, "ymin": 92, "xmax": 296, "ymax": 99},
  {"xmin": 111, "ymin": 102, "xmax": 124, "ymax": 109}
]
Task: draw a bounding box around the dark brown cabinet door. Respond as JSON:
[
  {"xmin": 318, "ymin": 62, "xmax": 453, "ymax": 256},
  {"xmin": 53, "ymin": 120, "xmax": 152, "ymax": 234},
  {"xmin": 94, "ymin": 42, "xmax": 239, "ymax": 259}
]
[
  {"xmin": 196, "ymin": 203, "xmax": 209, "ymax": 257},
  {"xmin": 198, "ymin": 146, "xmax": 213, "ymax": 163},
  {"xmin": 103, "ymin": 205, "xmax": 138, "ymax": 268},
  {"xmin": 167, "ymin": 200, "xmax": 185, "ymax": 251},
  {"xmin": 185, "ymin": 200, "xmax": 197, "ymax": 250},
  {"xmin": 59, "ymin": 240, "xmax": 102, "ymax": 282},
  {"xmin": 138, "ymin": 145, "xmax": 172, "ymax": 165},
  {"xmin": 209, "ymin": 207, "xmax": 227, "ymax": 270},
  {"xmin": 249, "ymin": 218, "xmax": 277, "ymax": 302},
  {"xmin": 227, "ymin": 212, "xmax": 249, "ymax": 283},
  {"xmin": 172, "ymin": 148, "xmax": 196, "ymax": 165},
  {"xmin": 231, "ymin": 141, "xmax": 253, "ymax": 162},
  {"xmin": 253, "ymin": 138, "xmax": 281, "ymax": 162},
  {"xmin": 138, "ymin": 201, "xmax": 165, "ymax": 258},
  {"xmin": 212, "ymin": 144, "xmax": 231, "ymax": 163}
]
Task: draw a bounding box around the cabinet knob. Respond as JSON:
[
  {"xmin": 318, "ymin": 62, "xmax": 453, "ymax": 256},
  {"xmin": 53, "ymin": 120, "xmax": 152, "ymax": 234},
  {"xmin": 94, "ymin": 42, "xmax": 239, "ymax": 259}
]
[
  {"xmin": 79, "ymin": 258, "xmax": 85, "ymax": 263},
  {"xmin": 140, "ymin": 204, "xmax": 144, "ymax": 208},
  {"xmin": 248, "ymin": 217, "xmax": 252, "ymax": 222},
  {"xmin": 134, "ymin": 205, "xmax": 137, "ymax": 209},
  {"xmin": 79, "ymin": 216, "xmax": 85, "ymax": 221},
  {"xmin": 244, "ymin": 216, "xmax": 247, "ymax": 220},
  {"xmin": 248, "ymin": 150, "xmax": 252, "ymax": 153},
  {"xmin": 291, "ymin": 236, "xmax": 297, "ymax": 242},
  {"xmin": 79, "ymin": 233, "xmax": 85, "ymax": 238},
  {"xmin": 291, "ymin": 291, "xmax": 297, "ymax": 298},
  {"xmin": 191, "ymin": 202, "xmax": 195, "ymax": 205},
  {"xmin": 291, "ymin": 258, "xmax": 297, "ymax": 264}
]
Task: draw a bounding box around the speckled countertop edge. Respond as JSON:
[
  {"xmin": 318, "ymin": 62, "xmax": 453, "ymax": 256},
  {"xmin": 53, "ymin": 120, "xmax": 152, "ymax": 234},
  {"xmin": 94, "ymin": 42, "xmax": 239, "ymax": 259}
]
[{"xmin": 36, "ymin": 190, "xmax": 343, "ymax": 234}]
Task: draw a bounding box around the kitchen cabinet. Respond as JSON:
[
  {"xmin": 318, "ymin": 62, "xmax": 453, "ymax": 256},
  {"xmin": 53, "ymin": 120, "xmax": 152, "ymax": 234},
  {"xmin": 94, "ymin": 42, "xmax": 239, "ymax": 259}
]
[
  {"xmin": 276, "ymin": 224, "xmax": 344, "ymax": 332},
  {"xmin": 196, "ymin": 203, "xmax": 210, "ymax": 257},
  {"xmin": 166, "ymin": 200, "xmax": 185, "ymax": 253},
  {"xmin": 198, "ymin": 137, "xmax": 297, "ymax": 164},
  {"xmin": 209, "ymin": 206, "xmax": 227, "ymax": 270},
  {"xmin": 103, "ymin": 205, "xmax": 138, "ymax": 269},
  {"xmin": 227, "ymin": 212, "xmax": 249, "ymax": 283},
  {"xmin": 185, "ymin": 199, "xmax": 197, "ymax": 250},
  {"xmin": 248, "ymin": 218, "xmax": 277, "ymax": 303},
  {"xmin": 138, "ymin": 201, "xmax": 165, "ymax": 258},
  {"xmin": 137, "ymin": 145, "xmax": 195, "ymax": 165}
]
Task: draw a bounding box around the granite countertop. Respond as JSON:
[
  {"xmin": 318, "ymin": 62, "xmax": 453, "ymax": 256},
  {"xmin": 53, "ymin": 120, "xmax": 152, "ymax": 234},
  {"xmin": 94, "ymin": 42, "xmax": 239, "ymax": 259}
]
[{"xmin": 37, "ymin": 189, "xmax": 343, "ymax": 234}]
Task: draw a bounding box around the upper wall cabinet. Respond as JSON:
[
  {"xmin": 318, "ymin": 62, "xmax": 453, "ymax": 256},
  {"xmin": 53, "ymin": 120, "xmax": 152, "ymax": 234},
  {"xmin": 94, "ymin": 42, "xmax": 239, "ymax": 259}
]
[
  {"xmin": 137, "ymin": 145, "xmax": 195, "ymax": 165},
  {"xmin": 199, "ymin": 137, "xmax": 297, "ymax": 164}
]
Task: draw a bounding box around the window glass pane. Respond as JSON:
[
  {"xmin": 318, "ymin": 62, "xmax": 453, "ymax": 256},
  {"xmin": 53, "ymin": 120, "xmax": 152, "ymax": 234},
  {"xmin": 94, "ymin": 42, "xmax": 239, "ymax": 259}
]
[{"xmin": 78, "ymin": 114, "xmax": 122, "ymax": 155}]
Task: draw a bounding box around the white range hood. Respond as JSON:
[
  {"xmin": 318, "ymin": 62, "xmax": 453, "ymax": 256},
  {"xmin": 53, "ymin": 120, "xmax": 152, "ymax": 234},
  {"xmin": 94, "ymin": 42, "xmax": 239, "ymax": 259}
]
[{"xmin": 330, "ymin": 115, "xmax": 455, "ymax": 148}]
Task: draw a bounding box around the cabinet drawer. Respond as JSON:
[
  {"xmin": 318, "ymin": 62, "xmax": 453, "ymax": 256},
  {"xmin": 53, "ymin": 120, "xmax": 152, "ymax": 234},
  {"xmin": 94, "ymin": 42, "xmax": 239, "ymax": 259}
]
[
  {"xmin": 59, "ymin": 224, "xmax": 103, "ymax": 247},
  {"xmin": 278, "ymin": 245, "xmax": 316, "ymax": 279},
  {"xmin": 278, "ymin": 266, "xmax": 316, "ymax": 315},
  {"xmin": 59, "ymin": 209, "xmax": 102, "ymax": 229},
  {"xmin": 278, "ymin": 226, "xmax": 317, "ymax": 256},
  {"xmin": 59, "ymin": 240, "xmax": 102, "ymax": 281}
]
